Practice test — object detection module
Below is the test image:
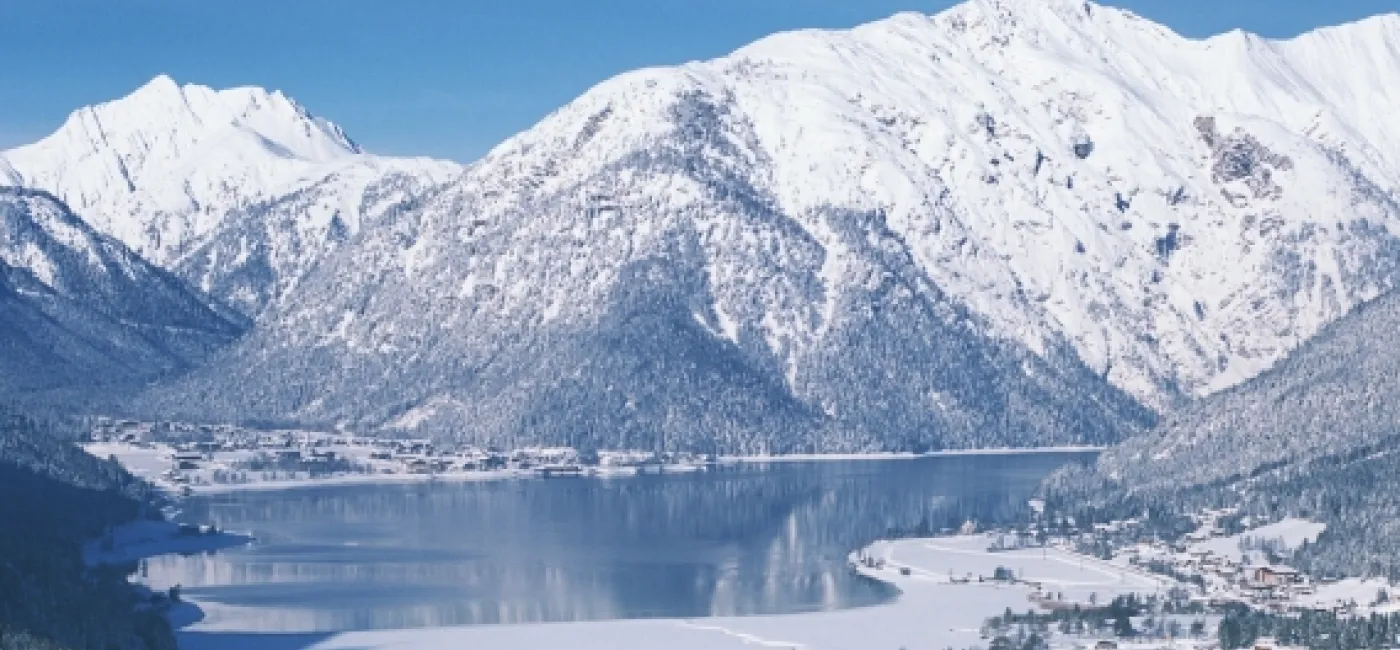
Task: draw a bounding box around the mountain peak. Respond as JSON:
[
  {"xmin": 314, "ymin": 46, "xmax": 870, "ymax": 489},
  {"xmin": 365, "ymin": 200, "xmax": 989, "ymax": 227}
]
[
  {"xmin": 0, "ymin": 77, "xmax": 369, "ymax": 264},
  {"xmin": 131, "ymin": 73, "xmax": 181, "ymax": 98},
  {"xmin": 9, "ymin": 75, "xmax": 361, "ymax": 176},
  {"xmin": 950, "ymin": 0, "xmax": 1100, "ymax": 25}
]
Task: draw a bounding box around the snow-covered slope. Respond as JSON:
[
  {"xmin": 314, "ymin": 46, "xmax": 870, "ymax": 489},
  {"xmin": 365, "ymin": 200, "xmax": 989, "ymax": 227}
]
[
  {"xmin": 1, "ymin": 75, "xmax": 461, "ymax": 317},
  {"xmin": 1094, "ymin": 287, "xmax": 1400, "ymax": 491},
  {"xmin": 173, "ymin": 157, "xmax": 459, "ymax": 316},
  {"xmin": 708, "ymin": 0, "xmax": 1400, "ymax": 407},
  {"xmin": 0, "ymin": 188, "xmax": 242, "ymax": 396},
  {"xmin": 145, "ymin": 0, "xmax": 1400, "ymax": 449}
]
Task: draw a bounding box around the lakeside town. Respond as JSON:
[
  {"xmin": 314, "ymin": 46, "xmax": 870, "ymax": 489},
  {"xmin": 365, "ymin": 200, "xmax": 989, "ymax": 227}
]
[
  {"xmin": 846, "ymin": 507, "xmax": 1393, "ymax": 650},
  {"xmin": 82, "ymin": 417, "xmax": 724, "ymax": 494}
]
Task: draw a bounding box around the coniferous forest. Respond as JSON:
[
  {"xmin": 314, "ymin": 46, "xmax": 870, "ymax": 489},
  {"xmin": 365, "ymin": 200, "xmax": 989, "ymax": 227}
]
[{"xmin": 0, "ymin": 408, "xmax": 175, "ymax": 650}]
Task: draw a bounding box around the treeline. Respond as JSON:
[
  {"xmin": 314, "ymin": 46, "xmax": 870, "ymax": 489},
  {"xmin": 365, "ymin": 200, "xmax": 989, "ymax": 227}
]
[
  {"xmin": 0, "ymin": 408, "xmax": 175, "ymax": 650},
  {"xmin": 1216, "ymin": 606, "xmax": 1400, "ymax": 650},
  {"xmin": 1041, "ymin": 434, "xmax": 1400, "ymax": 581},
  {"xmin": 981, "ymin": 594, "xmax": 1213, "ymax": 650}
]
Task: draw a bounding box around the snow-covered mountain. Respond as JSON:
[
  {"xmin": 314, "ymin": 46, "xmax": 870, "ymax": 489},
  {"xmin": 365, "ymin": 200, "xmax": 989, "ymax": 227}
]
[
  {"xmin": 1, "ymin": 75, "xmax": 461, "ymax": 317},
  {"xmin": 131, "ymin": 0, "xmax": 1400, "ymax": 450},
  {"xmin": 0, "ymin": 187, "xmax": 242, "ymax": 397}
]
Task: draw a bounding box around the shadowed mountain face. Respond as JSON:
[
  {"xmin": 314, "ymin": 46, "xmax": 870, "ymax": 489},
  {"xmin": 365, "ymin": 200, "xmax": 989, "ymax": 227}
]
[{"xmin": 0, "ymin": 187, "xmax": 242, "ymax": 398}]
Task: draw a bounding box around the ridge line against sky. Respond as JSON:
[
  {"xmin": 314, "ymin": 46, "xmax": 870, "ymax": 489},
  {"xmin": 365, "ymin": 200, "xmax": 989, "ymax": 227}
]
[{"xmin": 1, "ymin": 0, "xmax": 1395, "ymax": 163}]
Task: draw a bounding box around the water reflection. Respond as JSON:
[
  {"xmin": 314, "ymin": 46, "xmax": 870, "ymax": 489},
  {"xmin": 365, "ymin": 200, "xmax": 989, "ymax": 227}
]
[{"xmin": 146, "ymin": 453, "xmax": 1091, "ymax": 632}]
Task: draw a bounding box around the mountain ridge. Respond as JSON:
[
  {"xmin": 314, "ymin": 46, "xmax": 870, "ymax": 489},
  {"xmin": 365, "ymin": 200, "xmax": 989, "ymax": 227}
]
[
  {"xmin": 131, "ymin": 0, "xmax": 1400, "ymax": 448},
  {"xmin": 1, "ymin": 75, "xmax": 462, "ymax": 318},
  {"xmin": 0, "ymin": 186, "xmax": 242, "ymax": 397}
]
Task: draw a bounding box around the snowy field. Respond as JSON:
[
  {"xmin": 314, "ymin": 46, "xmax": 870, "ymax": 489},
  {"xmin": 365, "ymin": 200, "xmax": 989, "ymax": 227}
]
[
  {"xmin": 1189, "ymin": 517, "xmax": 1327, "ymax": 559},
  {"xmin": 178, "ymin": 534, "xmax": 1170, "ymax": 650}
]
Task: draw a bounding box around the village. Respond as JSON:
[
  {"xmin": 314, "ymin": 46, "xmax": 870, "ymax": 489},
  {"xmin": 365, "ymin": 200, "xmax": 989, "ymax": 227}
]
[
  {"xmin": 1083, "ymin": 509, "xmax": 1390, "ymax": 620},
  {"xmin": 847, "ymin": 507, "xmax": 1397, "ymax": 650},
  {"xmin": 83, "ymin": 417, "xmax": 718, "ymax": 494}
]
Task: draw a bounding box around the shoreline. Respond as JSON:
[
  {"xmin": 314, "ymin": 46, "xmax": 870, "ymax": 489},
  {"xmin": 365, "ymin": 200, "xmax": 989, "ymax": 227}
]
[
  {"xmin": 176, "ymin": 446, "xmax": 1101, "ymax": 495},
  {"xmin": 723, "ymin": 445, "xmax": 1103, "ymax": 463}
]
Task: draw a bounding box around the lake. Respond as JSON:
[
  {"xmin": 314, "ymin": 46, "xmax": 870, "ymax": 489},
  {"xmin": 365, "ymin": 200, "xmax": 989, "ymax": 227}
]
[{"xmin": 148, "ymin": 453, "xmax": 1092, "ymax": 633}]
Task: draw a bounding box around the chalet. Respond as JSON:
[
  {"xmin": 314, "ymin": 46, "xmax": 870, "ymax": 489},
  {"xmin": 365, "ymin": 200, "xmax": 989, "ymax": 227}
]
[
  {"xmin": 1094, "ymin": 641, "xmax": 1118, "ymax": 650},
  {"xmin": 1253, "ymin": 566, "xmax": 1302, "ymax": 587}
]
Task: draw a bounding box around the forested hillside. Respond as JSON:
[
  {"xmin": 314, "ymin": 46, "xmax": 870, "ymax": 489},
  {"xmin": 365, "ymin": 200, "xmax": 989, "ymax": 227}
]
[
  {"xmin": 0, "ymin": 409, "xmax": 174, "ymax": 650},
  {"xmin": 1042, "ymin": 289, "xmax": 1400, "ymax": 577}
]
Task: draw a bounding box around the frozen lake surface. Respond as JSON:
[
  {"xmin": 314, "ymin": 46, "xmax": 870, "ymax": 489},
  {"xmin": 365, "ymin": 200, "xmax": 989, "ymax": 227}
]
[{"xmin": 152, "ymin": 453, "xmax": 1093, "ymax": 635}]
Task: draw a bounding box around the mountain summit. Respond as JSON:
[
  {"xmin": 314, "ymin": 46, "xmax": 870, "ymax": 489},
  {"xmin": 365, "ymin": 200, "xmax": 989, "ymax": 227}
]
[
  {"xmin": 2, "ymin": 76, "xmax": 461, "ymax": 317},
  {"xmin": 3, "ymin": 75, "xmax": 360, "ymax": 260}
]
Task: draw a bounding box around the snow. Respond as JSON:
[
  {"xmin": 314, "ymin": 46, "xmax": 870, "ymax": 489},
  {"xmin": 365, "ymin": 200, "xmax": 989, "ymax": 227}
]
[
  {"xmin": 0, "ymin": 75, "xmax": 460, "ymax": 318},
  {"xmin": 1189, "ymin": 518, "xmax": 1327, "ymax": 559},
  {"xmin": 1297, "ymin": 578, "xmax": 1392, "ymax": 611},
  {"xmin": 84, "ymin": 442, "xmax": 173, "ymax": 481},
  {"xmin": 126, "ymin": 0, "xmax": 1400, "ymax": 447},
  {"xmin": 179, "ymin": 534, "xmax": 1172, "ymax": 649},
  {"xmin": 83, "ymin": 519, "xmax": 252, "ymax": 567},
  {"xmin": 8, "ymin": 1, "xmax": 1400, "ymax": 446}
]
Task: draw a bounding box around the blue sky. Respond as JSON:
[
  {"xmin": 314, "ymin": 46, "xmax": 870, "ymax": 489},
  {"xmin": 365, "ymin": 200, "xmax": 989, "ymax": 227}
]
[{"xmin": 2, "ymin": 0, "xmax": 1394, "ymax": 162}]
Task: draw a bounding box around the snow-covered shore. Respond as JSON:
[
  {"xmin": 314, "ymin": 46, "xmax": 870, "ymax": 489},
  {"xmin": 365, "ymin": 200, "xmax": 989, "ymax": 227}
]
[
  {"xmin": 85, "ymin": 519, "xmax": 253, "ymax": 567},
  {"xmin": 87, "ymin": 440, "xmax": 1099, "ymax": 497},
  {"xmin": 725, "ymin": 446, "xmax": 1103, "ymax": 463},
  {"xmin": 177, "ymin": 534, "xmax": 1167, "ymax": 650},
  {"xmin": 183, "ymin": 468, "xmax": 537, "ymax": 494}
]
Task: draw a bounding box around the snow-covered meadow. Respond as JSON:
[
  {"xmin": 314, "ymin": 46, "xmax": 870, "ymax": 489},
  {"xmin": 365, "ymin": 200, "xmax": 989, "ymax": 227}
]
[
  {"xmin": 84, "ymin": 519, "xmax": 253, "ymax": 568},
  {"xmin": 1189, "ymin": 518, "xmax": 1328, "ymax": 560}
]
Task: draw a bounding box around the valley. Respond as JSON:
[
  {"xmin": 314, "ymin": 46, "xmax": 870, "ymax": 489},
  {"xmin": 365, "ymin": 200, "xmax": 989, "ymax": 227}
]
[{"xmin": 3, "ymin": 0, "xmax": 1400, "ymax": 649}]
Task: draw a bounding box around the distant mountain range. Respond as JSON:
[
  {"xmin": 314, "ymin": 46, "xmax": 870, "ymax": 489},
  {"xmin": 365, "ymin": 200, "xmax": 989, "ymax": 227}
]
[{"xmin": 4, "ymin": 0, "xmax": 1400, "ymax": 453}]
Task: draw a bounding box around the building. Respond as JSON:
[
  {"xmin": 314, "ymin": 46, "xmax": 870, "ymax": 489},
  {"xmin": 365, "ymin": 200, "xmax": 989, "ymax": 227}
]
[
  {"xmin": 171, "ymin": 451, "xmax": 204, "ymax": 463},
  {"xmin": 1253, "ymin": 566, "xmax": 1302, "ymax": 587}
]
